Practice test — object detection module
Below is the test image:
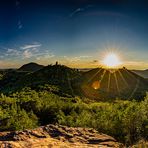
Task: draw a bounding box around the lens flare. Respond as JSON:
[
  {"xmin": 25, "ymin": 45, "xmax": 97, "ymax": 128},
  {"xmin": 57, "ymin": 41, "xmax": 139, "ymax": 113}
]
[{"xmin": 92, "ymin": 81, "xmax": 100, "ymax": 89}]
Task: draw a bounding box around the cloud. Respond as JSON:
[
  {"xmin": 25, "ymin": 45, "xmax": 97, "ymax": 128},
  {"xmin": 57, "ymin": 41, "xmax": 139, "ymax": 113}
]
[
  {"xmin": 62, "ymin": 55, "xmax": 92, "ymax": 62},
  {"xmin": 21, "ymin": 44, "xmax": 54, "ymax": 60},
  {"xmin": 69, "ymin": 5, "xmax": 93, "ymax": 17},
  {"xmin": 32, "ymin": 48, "xmax": 39, "ymax": 52},
  {"xmin": 18, "ymin": 20, "xmax": 23, "ymax": 29},
  {"xmin": 7, "ymin": 48, "xmax": 15, "ymax": 53},
  {"xmin": 70, "ymin": 8, "xmax": 84, "ymax": 17},
  {"xmin": 23, "ymin": 50, "xmax": 33, "ymax": 58},
  {"xmin": 36, "ymin": 54, "xmax": 55, "ymax": 60},
  {"xmin": 0, "ymin": 43, "xmax": 56, "ymax": 68},
  {"xmin": 4, "ymin": 48, "xmax": 34, "ymax": 59},
  {"xmin": 93, "ymin": 60, "xmax": 98, "ymax": 63},
  {"xmin": 70, "ymin": 55, "xmax": 92, "ymax": 62},
  {"xmin": 43, "ymin": 54, "xmax": 55, "ymax": 58},
  {"xmin": 22, "ymin": 49, "xmax": 54, "ymax": 60},
  {"xmin": 6, "ymin": 48, "xmax": 20, "ymax": 56},
  {"xmin": 79, "ymin": 56, "xmax": 92, "ymax": 58},
  {"xmin": 21, "ymin": 44, "xmax": 41, "ymax": 50},
  {"xmin": 4, "ymin": 43, "xmax": 42, "ymax": 59},
  {"xmin": 20, "ymin": 43, "xmax": 54, "ymax": 60}
]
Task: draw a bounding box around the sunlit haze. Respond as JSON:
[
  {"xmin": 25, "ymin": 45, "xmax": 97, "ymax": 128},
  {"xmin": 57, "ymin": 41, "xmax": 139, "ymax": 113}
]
[{"xmin": 103, "ymin": 53, "xmax": 121, "ymax": 68}]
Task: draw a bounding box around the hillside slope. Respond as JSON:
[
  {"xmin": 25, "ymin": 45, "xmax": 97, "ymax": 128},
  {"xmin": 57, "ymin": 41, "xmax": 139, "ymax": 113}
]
[
  {"xmin": 0, "ymin": 64, "xmax": 82, "ymax": 96},
  {"xmin": 81, "ymin": 67, "xmax": 148, "ymax": 100},
  {"xmin": 21, "ymin": 64, "xmax": 81, "ymax": 95},
  {"xmin": 132, "ymin": 69, "xmax": 148, "ymax": 78},
  {"xmin": 0, "ymin": 124, "xmax": 123, "ymax": 148}
]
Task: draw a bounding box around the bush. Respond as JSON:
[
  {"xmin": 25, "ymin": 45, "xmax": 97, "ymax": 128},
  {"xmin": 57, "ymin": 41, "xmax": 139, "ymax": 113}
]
[{"xmin": 0, "ymin": 88, "xmax": 147, "ymax": 146}]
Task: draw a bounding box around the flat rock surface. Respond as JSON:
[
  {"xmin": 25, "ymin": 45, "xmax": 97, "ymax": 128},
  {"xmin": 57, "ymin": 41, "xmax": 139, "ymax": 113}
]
[{"xmin": 0, "ymin": 124, "xmax": 124, "ymax": 148}]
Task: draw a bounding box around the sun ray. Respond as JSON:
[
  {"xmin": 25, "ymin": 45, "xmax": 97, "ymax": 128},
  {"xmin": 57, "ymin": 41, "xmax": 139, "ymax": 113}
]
[
  {"xmin": 124, "ymin": 68, "xmax": 136, "ymax": 79},
  {"xmin": 107, "ymin": 72, "xmax": 111, "ymax": 92},
  {"xmin": 87, "ymin": 68, "xmax": 102, "ymax": 83},
  {"xmin": 99, "ymin": 69, "xmax": 106, "ymax": 84},
  {"xmin": 114, "ymin": 72, "xmax": 120, "ymax": 95},
  {"xmin": 128, "ymin": 79, "xmax": 140, "ymax": 99},
  {"xmin": 123, "ymin": 68, "xmax": 140, "ymax": 99},
  {"xmin": 118, "ymin": 70, "xmax": 129, "ymax": 87}
]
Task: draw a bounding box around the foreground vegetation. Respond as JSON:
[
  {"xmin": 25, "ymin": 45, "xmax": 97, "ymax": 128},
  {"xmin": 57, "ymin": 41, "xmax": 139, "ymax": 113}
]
[{"xmin": 0, "ymin": 86, "xmax": 147, "ymax": 146}]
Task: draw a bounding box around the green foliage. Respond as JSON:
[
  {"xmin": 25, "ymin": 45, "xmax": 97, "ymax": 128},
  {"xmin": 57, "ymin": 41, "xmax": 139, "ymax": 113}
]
[
  {"xmin": 0, "ymin": 101, "xmax": 38, "ymax": 131},
  {"xmin": 0, "ymin": 87, "xmax": 147, "ymax": 146},
  {"xmin": 3, "ymin": 107, "xmax": 38, "ymax": 131}
]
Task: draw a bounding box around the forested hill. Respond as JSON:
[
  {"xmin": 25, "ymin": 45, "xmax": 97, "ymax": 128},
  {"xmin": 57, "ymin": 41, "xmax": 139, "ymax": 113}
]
[
  {"xmin": 81, "ymin": 67, "xmax": 148, "ymax": 100},
  {"xmin": 0, "ymin": 63, "xmax": 148, "ymax": 100},
  {"xmin": 18, "ymin": 62, "xmax": 44, "ymax": 72},
  {"xmin": 0, "ymin": 63, "xmax": 82, "ymax": 97}
]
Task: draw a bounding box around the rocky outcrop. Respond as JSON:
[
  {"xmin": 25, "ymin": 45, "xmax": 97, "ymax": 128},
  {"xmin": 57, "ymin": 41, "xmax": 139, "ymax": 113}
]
[{"xmin": 0, "ymin": 124, "xmax": 124, "ymax": 148}]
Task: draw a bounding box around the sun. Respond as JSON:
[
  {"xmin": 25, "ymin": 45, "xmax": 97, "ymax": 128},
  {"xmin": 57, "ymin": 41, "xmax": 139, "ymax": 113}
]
[{"xmin": 103, "ymin": 53, "xmax": 121, "ymax": 68}]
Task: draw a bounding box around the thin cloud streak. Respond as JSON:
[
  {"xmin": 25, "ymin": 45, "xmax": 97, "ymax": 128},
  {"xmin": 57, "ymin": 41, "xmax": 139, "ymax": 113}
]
[
  {"xmin": 18, "ymin": 20, "xmax": 23, "ymax": 29},
  {"xmin": 21, "ymin": 44, "xmax": 41, "ymax": 50},
  {"xmin": 70, "ymin": 8, "xmax": 84, "ymax": 17},
  {"xmin": 69, "ymin": 5, "xmax": 93, "ymax": 17}
]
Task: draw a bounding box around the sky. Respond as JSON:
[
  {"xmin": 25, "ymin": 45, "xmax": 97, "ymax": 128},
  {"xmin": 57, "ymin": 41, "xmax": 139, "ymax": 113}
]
[{"xmin": 0, "ymin": 0, "xmax": 148, "ymax": 69}]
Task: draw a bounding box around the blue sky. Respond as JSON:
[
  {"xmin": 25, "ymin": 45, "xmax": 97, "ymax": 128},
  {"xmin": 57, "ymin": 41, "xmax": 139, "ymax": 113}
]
[{"xmin": 0, "ymin": 0, "xmax": 148, "ymax": 69}]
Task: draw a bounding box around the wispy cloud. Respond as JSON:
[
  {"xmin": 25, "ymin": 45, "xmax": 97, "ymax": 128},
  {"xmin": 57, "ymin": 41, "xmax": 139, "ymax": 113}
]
[
  {"xmin": 23, "ymin": 50, "xmax": 33, "ymax": 59},
  {"xmin": 36, "ymin": 54, "xmax": 55, "ymax": 60},
  {"xmin": 18, "ymin": 20, "xmax": 23, "ymax": 29},
  {"xmin": 2, "ymin": 42, "xmax": 53, "ymax": 60},
  {"xmin": 69, "ymin": 5, "xmax": 93, "ymax": 17},
  {"xmin": 92, "ymin": 60, "xmax": 98, "ymax": 63},
  {"xmin": 21, "ymin": 44, "xmax": 54, "ymax": 60},
  {"xmin": 70, "ymin": 8, "xmax": 84, "ymax": 17},
  {"xmin": 0, "ymin": 42, "xmax": 56, "ymax": 68},
  {"xmin": 62, "ymin": 55, "xmax": 92, "ymax": 62},
  {"xmin": 6, "ymin": 48, "xmax": 21, "ymax": 56},
  {"xmin": 21, "ymin": 43, "xmax": 41, "ymax": 50},
  {"xmin": 71, "ymin": 55, "xmax": 92, "ymax": 62},
  {"xmin": 79, "ymin": 56, "xmax": 92, "ymax": 58},
  {"xmin": 4, "ymin": 46, "xmax": 41, "ymax": 59}
]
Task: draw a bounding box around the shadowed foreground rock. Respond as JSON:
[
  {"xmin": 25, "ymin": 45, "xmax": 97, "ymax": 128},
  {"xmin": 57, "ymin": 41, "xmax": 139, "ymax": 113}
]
[{"xmin": 0, "ymin": 124, "xmax": 124, "ymax": 148}]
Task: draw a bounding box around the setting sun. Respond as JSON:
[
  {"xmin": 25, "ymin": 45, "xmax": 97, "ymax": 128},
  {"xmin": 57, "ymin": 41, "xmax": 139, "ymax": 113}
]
[{"xmin": 103, "ymin": 53, "xmax": 121, "ymax": 68}]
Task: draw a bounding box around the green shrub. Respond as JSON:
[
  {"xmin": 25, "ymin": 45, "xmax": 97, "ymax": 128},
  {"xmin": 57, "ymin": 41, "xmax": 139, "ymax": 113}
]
[{"xmin": 0, "ymin": 88, "xmax": 147, "ymax": 146}]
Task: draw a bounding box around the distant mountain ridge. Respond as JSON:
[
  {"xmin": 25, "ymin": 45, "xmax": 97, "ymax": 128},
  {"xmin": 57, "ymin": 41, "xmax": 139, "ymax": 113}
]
[
  {"xmin": 18, "ymin": 62, "xmax": 44, "ymax": 72},
  {"xmin": 132, "ymin": 69, "xmax": 148, "ymax": 78}
]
